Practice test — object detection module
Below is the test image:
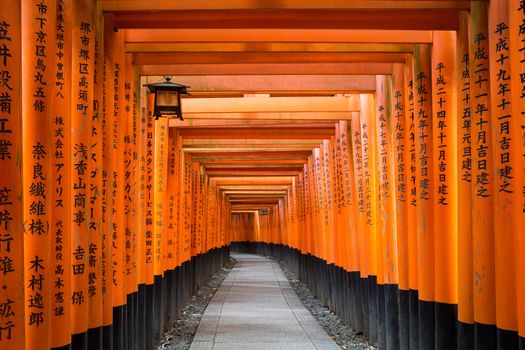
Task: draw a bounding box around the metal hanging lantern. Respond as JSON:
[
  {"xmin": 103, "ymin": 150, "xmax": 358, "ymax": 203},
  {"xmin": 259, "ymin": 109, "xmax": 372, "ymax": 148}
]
[{"xmin": 144, "ymin": 76, "xmax": 190, "ymax": 120}]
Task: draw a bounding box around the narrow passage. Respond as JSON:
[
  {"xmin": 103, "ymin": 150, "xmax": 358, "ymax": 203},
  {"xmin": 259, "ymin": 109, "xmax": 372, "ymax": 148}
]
[{"xmin": 190, "ymin": 254, "xmax": 340, "ymax": 350}]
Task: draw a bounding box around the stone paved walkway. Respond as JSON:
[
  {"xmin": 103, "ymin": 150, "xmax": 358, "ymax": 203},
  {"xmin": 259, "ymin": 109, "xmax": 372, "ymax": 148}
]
[{"xmin": 190, "ymin": 253, "xmax": 340, "ymax": 350}]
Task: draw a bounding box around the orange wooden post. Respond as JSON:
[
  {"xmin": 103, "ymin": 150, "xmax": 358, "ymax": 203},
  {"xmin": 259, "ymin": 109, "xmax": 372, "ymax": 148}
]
[
  {"xmin": 153, "ymin": 117, "xmax": 168, "ymax": 277},
  {"xmin": 181, "ymin": 152, "xmax": 193, "ymax": 263},
  {"xmin": 296, "ymin": 173, "xmax": 305, "ymax": 254},
  {"xmin": 166, "ymin": 128, "xmax": 179, "ymax": 272},
  {"xmin": 22, "ymin": 0, "xmax": 56, "ymax": 348},
  {"xmin": 391, "ymin": 63, "xmax": 410, "ymax": 349},
  {"xmin": 413, "ymin": 43, "xmax": 435, "ymax": 349},
  {"xmin": 106, "ymin": 29, "xmax": 128, "ymax": 349},
  {"xmin": 456, "ymin": 10, "xmax": 474, "ymax": 349},
  {"xmin": 404, "ymin": 54, "xmax": 420, "ymax": 350},
  {"xmin": 376, "ymin": 75, "xmax": 399, "ymax": 286},
  {"xmin": 144, "ymin": 92, "xmax": 155, "ymax": 285},
  {"xmin": 376, "ymin": 75, "xmax": 399, "ymax": 349},
  {"xmin": 470, "ymin": 2, "xmax": 496, "ymax": 347},
  {"xmin": 312, "ymin": 147, "xmax": 326, "ymax": 261},
  {"xmin": 351, "ymin": 113, "xmax": 368, "ymax": 281},
  {"xmin": 489, "ymin": 1, "xmax": 519, "ymax": 347},
  {"xmin": 333, "ymin": 124, "xmax": 344, "ymax": 268},
  {"xmin": 70, "ymin": 0, "xmax": 95, "ymax": 344},
  {"xmin": 359, "ymin": 94, "xmax": 379, "ymax": 343},
  {"xmin": 124, "ymin": 53, "xmax": 139, "ymax": 301},
  {"xmin": 101, "ymin": 14, "xmax": 114, "ymax": 332},
  {"xmin": 0, "ymin": 2, "xmax": 24, "ymax": 349},
  {"xmin": 305, "ymin": 158, "xmax": 315, "ymax": 255},
  {"xmin": 322, "ymin": 139, "xmax": 335, "ymax": 265},
  {"xmin": 191, "ymin": 162, "xmax": 202, "ymax": 256},
  {"xmin": 87, "ymin": 3, "xmax": 105, "ymax": 341},
  {"xmin": 301, "ymin": 162, "xmax": 310, "ymax": 254},
  {"xmin": 431, "ymin": 30, "xmax": 459, "ymax": 349},
  {"xmin": 346, "ymin": 119, "xmax": 360, "ymax": 275},
  {"xmin": 112, "ymin": 31, "xmax": 126, "ymax": 310},
  {"xmin": 137, "ymin": 77, "xmax": 147, "ymax": 288},
  {"xmin": 50, "ymin": 0, "xmax": 72, "ymax": 347},
  {"xmin": 339, "ymin": 121, "xmax": 358, "ymax": 273},
  {"xmin": 509, "ymin": 0, "xmax": 525, "ymax": 343}
]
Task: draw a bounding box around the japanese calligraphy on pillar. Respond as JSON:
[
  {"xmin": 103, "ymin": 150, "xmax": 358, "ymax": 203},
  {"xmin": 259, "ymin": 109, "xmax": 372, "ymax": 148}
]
[
  {"xmin": 23, "ymin": 1, "xmax": 56, "ymax": 348},
  {"xmin": 489, "ymin": 0, "xmax": 518, "ymax": 335},
  {"xmin": 360, "ymin": 111, "xmax": 374, "ymax": 226},
  {"xmin": 459, "ymin": 52, "xmax": 472, "ymax": 185},
  {"xmin": 166, "ymin": 128, "xmax": 179, "ymax": 268},
  {"xmin": 50, "ymin": 0, "xmax": 71, "ymax": 346},
  {"xmin": 144, "ymin": 93, "xmax": 154, "ymax": 281},
  {"xmin": 470, "ymin": 1, "xmax": 495, "ymax": 327},
  {"xmin": 509, "ymin": 0, "xmax": 525, "ymax": 338},
  {"xmin": 392, "ymin": 74, "xmax": 406, "ymax": 204},
  {"xmin": 491, "ymin": 13, "xmax": 514, "ymax": 196},
  {"xmin": 0, "ymin": 2, "xmax": 23, "ymax": 348},
  {"xmin": 415, "ymin": 49, "xmax": 432, "ymax": 202},
  {"xmin": 471, "ymin": 16, "xmax": 492, "ymax": 199},
  {"xmin": 88, "ymin": 28, "xmax": 104, "ymax": 329},
  {"xmin": 413, "ymin": 44, "xmax": 435, "ymax": 304},
  {"xmin": 153, "ymin": 118, "xmax": 167, "ymax": 275},
  {"xmin": 514, "ymin": 0, "xmax": 525, "ymax": 215},
  {"xmin": 352, "ymin": 119, "xmax": 364, "ymax": 215},
  {"xmin": 406, "ymin": 77, "xmax": 417, "ymax": 207},
  {"xmin": 434, "ymin": 61, "xmax": 451, "ymax": 206},
  {"xmin": 123, "ymin": 55, "xmax": 137, "ymax": 292},
  {"xmin": 71, "ymin": 4, "xmax": 94, "ymax": 333}
]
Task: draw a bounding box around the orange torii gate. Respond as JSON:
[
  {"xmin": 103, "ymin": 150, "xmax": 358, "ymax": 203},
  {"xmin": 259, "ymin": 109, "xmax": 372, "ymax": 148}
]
[{"xmin": 0, "ymin": 1, "xmax": 525, "ymax": 350}]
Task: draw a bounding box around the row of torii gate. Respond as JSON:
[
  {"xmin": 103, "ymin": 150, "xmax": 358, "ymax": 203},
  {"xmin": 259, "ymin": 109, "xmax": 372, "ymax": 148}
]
[{"xmin": 0, "ymin": 1, "xmax": 524, "ymax": 350}]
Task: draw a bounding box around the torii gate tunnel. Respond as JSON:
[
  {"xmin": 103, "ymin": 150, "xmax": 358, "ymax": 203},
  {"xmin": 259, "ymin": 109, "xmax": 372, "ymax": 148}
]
[{"xmin": 0, "ymin": 1, "xmax": 524, "ymax": 349}]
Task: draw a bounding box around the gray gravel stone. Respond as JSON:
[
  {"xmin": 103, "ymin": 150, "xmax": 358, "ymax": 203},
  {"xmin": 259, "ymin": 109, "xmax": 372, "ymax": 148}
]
[
  {"xmin": 274, "ymin": 258, "xmax": 376, "ymax": 350},
  {"xmin": 157, "ymin": 258, "xmax": 237, "ymax": 350}
]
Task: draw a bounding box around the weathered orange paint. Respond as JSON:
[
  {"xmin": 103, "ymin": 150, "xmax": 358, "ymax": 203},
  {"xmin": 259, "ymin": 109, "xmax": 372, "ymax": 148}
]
[
  {"xmin": 470, "ymin": 1, "xmax": 496, "ymax": 326},
  {"xmin": 413, "ymin": 44, "xmax": 435, "ymax": 303},
  {"xmin": 392, "ymin": 64, "xmax": 409, "ymax": 291},
  {"xmin": 404, "ymin": 55, "xmax": 419, "ymax": 292},
  {"xmin": 489, "ymin": 0, "xmax": 518, "ymax": 333},
  {"xmin": 359, "ymin": 94, "xmax": 378, "ymax": 278},
  {"xmin": 376, "ymin": 75, "xmax": 398, "ymax": 285},
  {"xmin": 456, "ymin": 9, "xmax": 473, "ymax": 326},
  {"xmin": 432, "ymin": 31, "xmax": 458, "ymax": 305},
  {"xmin": 509, "ymin": 0, "xmax": 525, "ymax": 338}
]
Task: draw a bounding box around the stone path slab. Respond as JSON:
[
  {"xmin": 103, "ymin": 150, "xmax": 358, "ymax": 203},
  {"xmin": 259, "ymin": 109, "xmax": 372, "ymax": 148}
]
[{"xmin": 190, "ymin": 253, "xmax": 340, "ymax": 350}]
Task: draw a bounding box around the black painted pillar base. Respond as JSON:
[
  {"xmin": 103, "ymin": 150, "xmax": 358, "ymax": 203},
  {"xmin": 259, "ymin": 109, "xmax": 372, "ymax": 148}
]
[
  {"xmin": 435, "ymin": 301, "xmax": 457, "ymax": 350},
  {"xmin": 368, "ymin": 276, "xmax": 378, "ymax": 345},
  {"xmin": 474, "ymin": 322, "xmax": 496, "ymax": 350},
  {"xmin": 419, "ymin": 300, "xmax": 435, "ymax": 350},
  {"xmin": 88, "ymin": 326, "xmax": 103, "ymax": 350},
  {"xmin": 71, "ymin": 331, "xmax": 88, "ymax": 350},
  {"xmin": 409, "ymin": 289, "xmax": 420, "ymax": 350},
  {"xmin": 398, "ymin": 289, "xmax": 410, "ymax": 350},
  {"xmin": 102, "ymin": 324, "xmax": 113, "ymax": 350},
  {"xmin": 385, "ymin": 284, "xmax": 400, "ymax": 350},
  {"xmin": 112, "ymin": 305, "xmax": 125, "ymax": 350},
  {"xmin": 458, "ymin": 321, "xmax": 474, "ymax": 350}
]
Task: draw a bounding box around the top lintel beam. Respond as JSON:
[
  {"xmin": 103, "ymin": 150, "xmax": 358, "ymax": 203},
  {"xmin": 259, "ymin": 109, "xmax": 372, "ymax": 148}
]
[{"xmin": 109, "ymin": 9, "xmax": 460, "ymax": 31}]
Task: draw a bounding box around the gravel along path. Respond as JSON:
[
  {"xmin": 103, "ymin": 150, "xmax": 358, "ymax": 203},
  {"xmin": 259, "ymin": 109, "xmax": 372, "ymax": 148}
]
[
  {"xmin": 157, "ymin": 255, "xmax": 374, "ymax": 350},
  {"xmin": 157, "ymin": 258, "xmax": 237, "ymax": 350},
  {"xmin": 276, "ymin": 259, "xmax": 376, "ymax": 350}
]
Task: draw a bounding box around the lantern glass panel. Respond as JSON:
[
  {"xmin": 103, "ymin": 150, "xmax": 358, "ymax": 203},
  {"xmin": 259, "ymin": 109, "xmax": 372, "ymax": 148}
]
[{"xmin": 156, "ymin": 90, "xmax": 179, "ymax": 107}]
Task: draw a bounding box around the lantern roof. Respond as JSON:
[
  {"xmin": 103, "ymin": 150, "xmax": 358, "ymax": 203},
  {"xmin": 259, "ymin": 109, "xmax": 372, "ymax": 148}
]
[{"xmin": 144, "ymin": 77, "xmax": 191, "ymax": 94}]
